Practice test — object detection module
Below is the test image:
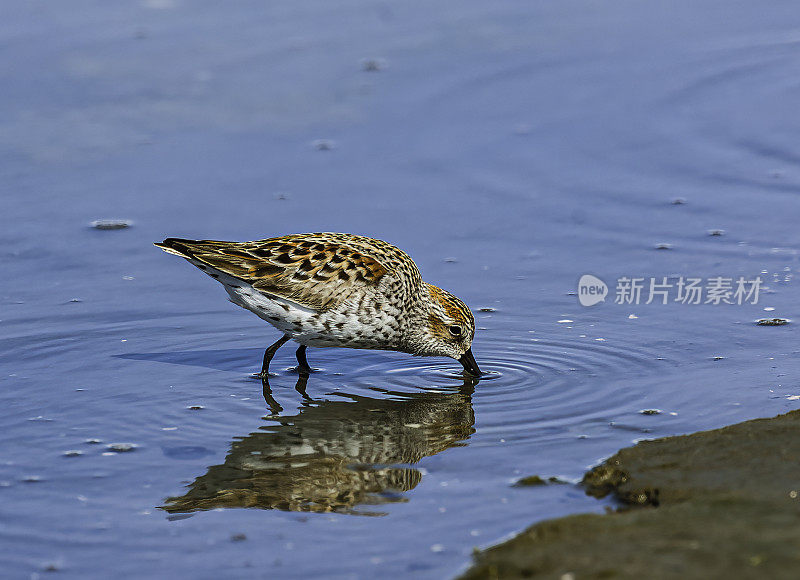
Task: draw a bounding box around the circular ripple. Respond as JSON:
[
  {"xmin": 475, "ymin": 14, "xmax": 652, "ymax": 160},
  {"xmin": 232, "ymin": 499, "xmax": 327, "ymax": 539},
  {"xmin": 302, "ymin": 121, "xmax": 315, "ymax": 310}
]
[
  {"xmin": 353, "ymin": 335, "xmax": 671, "ymax": 382},
  {"xmin": 345, "ymin": 334, "xmax": 679, "ymax": 440}
]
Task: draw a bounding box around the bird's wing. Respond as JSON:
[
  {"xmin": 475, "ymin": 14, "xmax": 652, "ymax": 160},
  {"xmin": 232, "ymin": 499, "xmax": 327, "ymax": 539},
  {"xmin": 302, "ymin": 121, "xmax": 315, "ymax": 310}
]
[{"xmin": 155, "ymin": 234, "xmax": 391, "ymax": 311}]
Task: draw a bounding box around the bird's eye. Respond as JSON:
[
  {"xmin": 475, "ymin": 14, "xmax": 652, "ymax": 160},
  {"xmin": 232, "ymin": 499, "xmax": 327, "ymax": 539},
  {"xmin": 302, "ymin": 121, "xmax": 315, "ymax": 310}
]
[{"xmin": 448, "ymin": 325, "xmax": 463, "ymax": 336}]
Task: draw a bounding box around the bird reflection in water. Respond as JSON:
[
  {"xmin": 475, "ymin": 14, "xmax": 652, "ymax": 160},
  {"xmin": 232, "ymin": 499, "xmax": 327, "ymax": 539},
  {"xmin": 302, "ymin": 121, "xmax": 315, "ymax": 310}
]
[{"xmin": 161, "ymin": 372, "xmax": 477, "ymax": 516}]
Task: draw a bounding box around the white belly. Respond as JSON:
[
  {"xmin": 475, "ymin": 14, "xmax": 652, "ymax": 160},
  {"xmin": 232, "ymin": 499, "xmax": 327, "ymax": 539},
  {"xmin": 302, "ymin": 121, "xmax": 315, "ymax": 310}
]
[{"xmin": 210, "ymin": 268, "xmax": 398, "ymax": 350}]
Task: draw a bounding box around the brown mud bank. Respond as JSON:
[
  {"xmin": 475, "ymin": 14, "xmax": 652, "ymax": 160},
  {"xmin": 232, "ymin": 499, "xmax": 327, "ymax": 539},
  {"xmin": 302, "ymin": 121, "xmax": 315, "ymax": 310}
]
[{"xmin": 462, "ymin": 410, "xmax": 800, "ymax": 579}]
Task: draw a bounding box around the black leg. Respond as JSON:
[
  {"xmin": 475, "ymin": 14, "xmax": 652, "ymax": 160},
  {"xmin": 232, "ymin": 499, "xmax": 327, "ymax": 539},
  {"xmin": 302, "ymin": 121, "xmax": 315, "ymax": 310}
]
[
  {"xmin": 295, "ymin": 345, "xmax": 312, "ymax": 373},
  {"xmin": 261, "ymin": 334, "xmax": 290, "ymax": 376}
]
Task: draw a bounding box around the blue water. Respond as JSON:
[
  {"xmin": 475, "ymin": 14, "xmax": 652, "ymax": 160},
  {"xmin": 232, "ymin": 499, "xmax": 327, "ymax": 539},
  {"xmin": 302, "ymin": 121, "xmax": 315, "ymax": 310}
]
[{"xmin": 1, "ymin": 1, "xmax": 799, "ymax": 577}]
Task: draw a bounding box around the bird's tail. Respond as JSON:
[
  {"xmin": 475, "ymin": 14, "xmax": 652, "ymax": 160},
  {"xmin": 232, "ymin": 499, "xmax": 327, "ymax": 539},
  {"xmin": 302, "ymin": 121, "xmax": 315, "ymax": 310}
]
[{"xmin": 153, "ymin": 238, "xmax": 199, "ymax": 258}]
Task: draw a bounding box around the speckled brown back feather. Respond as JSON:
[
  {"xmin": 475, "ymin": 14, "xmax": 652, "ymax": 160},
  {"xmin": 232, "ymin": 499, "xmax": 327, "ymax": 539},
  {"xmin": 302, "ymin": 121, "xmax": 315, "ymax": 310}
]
[{"xmin": 156, "ymin": 233, "xmax": 422, "ymax": 312}]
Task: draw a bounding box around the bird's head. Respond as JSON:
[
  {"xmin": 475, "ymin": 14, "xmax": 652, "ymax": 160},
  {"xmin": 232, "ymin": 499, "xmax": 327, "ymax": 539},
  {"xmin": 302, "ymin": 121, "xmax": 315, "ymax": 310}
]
[{"xmin": 409, "ymin": 284, "xmax": 480, "ymax": 376}]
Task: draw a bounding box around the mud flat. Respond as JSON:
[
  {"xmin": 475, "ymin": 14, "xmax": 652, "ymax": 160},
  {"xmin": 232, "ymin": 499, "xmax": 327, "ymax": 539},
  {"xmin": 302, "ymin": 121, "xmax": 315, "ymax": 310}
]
[{"xmin": 462, "ymin": 410, "xmax": 800, "ymax": 579}]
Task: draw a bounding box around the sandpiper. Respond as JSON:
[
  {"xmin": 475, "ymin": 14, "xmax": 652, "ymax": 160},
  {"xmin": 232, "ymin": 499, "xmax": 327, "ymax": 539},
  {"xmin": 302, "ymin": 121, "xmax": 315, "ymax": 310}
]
[{"xmin": 155, "ymin": 233, "xmax": 481, "ymax": 377}]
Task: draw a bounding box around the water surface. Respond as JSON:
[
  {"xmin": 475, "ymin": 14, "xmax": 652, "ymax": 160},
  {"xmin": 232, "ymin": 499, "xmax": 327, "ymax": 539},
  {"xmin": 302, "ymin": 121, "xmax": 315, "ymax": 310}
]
[{"xmin": 1, "ymin": 1, "xmax": 799, "ymax": 578}]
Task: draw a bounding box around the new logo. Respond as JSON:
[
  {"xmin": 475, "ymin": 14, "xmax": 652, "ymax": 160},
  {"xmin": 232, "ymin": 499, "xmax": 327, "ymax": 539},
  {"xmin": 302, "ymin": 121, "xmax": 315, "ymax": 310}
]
[{"xmin": 578, "ymin": 274, "xmax": 608, "ymax": 307}]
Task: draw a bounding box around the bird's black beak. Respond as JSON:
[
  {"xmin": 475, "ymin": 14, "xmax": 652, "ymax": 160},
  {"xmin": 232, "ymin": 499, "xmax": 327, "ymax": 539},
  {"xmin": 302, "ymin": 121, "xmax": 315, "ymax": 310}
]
[{"xmin": 458, "ymin": 348, "xmax": 482, "ymax": 377}]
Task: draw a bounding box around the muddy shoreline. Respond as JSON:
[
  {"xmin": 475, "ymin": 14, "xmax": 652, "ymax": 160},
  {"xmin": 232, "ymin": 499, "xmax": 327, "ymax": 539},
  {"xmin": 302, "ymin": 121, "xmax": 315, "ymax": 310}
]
[{"xmin": 462, "ymin": 410, "xmax": 800, "ymax": 579}]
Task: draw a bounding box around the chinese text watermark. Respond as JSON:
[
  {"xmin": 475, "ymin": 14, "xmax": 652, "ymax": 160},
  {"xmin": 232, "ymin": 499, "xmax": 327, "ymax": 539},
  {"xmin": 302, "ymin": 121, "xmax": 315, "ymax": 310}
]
[{"xmin": 578, "ymin": 274, "xmax": 763, "ymax": 307}]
